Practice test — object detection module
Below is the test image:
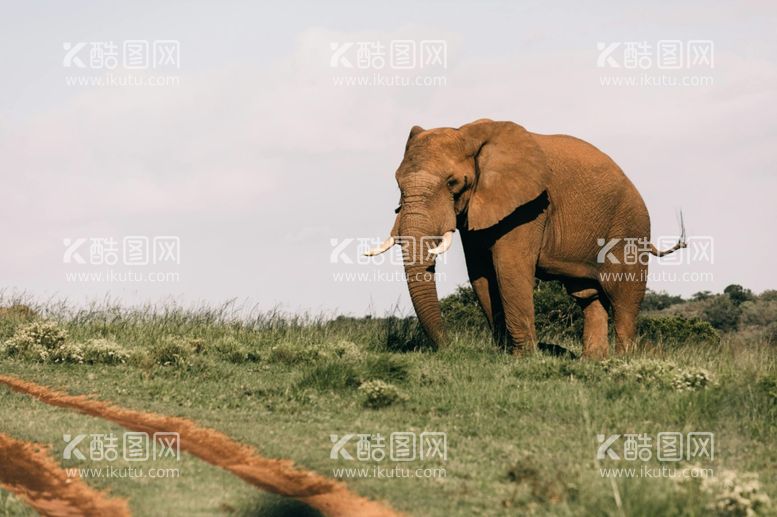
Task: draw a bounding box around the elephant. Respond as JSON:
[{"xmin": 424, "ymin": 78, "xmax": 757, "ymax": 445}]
[{"xmin": 366, "ymin": 119, "xmax": 685, "ymax": 359}]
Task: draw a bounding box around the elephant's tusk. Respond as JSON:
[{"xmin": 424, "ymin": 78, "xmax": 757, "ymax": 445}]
[
  {"xmin": 364, "ymin": 237, "xmax": 395, "ymax": 256},
  {"xmin": 428, "ymin": 231, "xmax": 454, "ymax": 256}
]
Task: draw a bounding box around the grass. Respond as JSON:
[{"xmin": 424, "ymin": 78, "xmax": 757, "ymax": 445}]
[{"xmin": 0, "ymin": 300, "xmax": 775, "ymax": 516}]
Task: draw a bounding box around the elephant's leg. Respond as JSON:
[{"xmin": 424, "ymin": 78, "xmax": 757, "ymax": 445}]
[
  {"xmin": 491, "ymin": 231, "xmax": 540, "ymax": 354},
  {"xmin": 613, "ymin": 308, "xmax": 638, "ymax": 354},
  {"xmin": 580, "ymin": 298, "xmax": 610, "ymax": 359},
  {"xmin": 461, "ymin": 229, "xmax": 508, "ymax": 346},
  {"xmin": 600, "ymin": 269, "xmax": 646, "ymax": 354},
  {"xmin": 470, "ymin": 276, "xmax": 508, "ymax": 347},
  {"xmin": 611, "ymin": 291, "xmax": 643, "ymax": 354},
  {"xmin": 497, "ymin": 268, "xmax": 537, "ymax": 353},
  {"xmin": 566, "ymin": 280, "xmax": 610, "ymax": 359}
]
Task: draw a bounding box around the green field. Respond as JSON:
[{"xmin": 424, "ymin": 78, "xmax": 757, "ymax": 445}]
[{"xmin": 0, "ymin": 291, "xmax": 776, "ymax": 516}]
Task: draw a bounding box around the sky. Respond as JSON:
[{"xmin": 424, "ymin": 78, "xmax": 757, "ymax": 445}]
[{"xmin": 1, "ymin": 1, "xmax": 776, "ymax": 316}]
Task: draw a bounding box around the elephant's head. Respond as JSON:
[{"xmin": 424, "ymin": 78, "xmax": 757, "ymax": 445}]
[{"xmin": 367, "ymin": 119, "xmax": 549, "ymax": 347}]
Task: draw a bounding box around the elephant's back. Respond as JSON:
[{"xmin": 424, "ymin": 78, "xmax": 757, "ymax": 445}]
[{"xmin": 531, "ymin": 133, "xmax": 650, "ymax": 262}]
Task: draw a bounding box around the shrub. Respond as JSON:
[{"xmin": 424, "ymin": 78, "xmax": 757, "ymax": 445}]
[
  {"xmin": 758, "ymin": 290, "xmax": 777, "ymax": 303},
  {"xmin": 441, "ymin": 286, "xmax": 488, "ymax": 332},
  {"xmin": 363, "ymin": 354, "xmax": 411, "ymax": 383},
  {"xmin": 149, "ymin": 336, "xmax": 195, "ymax": 367},
  {"xmin": 671, "ymin": 367, "xmax": 715, "ymax": 391},
  {"xmin": 212, "ymin": 337, "xmax": 261, "ymax": 363},
  {"xmin": 723, "ymin": 284, "xmax": 755, "ymax": 306},
  {"xmin": 701, "ymin": 469, "xmax": 772, "ymax": 515},
  {"xmin": 603, "ymin": 359, "xmax": 715, "ymax": 391},
  {"xmin": 1, "ymin": 320, "xmax": 68, "ymax": 361},
  {"xmin": 513, "ymin": 357, "xmax": 603, "ymax": 382},
  {"xmin": 702, "ymin": 296, "xmax": 741, "ymax": 332},
  {"xmin": 641, "ymin": 290, "xmax": 685, "ymax": 311},
  {"xmin": 740, "ymin": 300, "xmax": 777, "ymax": 328},
  {"xmin": 322, "ymin": 340, "xmax": 364, "ymax": 361},
  {"xmin": 81, "ymin": 338, "xmax": 130, "ymax": 365},
  {"xmin": 440, "ymin": 281, "xmax": 584, "ymax": 340},
  {"xmin": 0, "ymin": 322, "xmax": 132, "ymax": 365},
  {"xmin": 49, "ymin": 342, "xmax": 86, "ymax": 364},
  {"xmin": 298, "ymin": 360, "xmax": 362, "ymax": 391},
  {"xmin": 603, "ymin": 359, "xmax": 678, "ymax": 386},
  {"xmin": 266, "ymin": 342, "xmax": 322, "ymax": 364},
  {"xmin": 372, "ymin": 316, "xmax": 433, "ymax": 352},
  {"xmin": 4, "ymin": 320, "xmax": 67, "ymax": 352},
  {"xmin": 533, "ymin": 281, "xmax": 583, "ymax": 339},
  {"xmin": 264, "ymin": 340, "xmax": 365, "ymax": 365},
  {"xmin": 359, "ymin": 380, "xmax": 406, "ymax": 408},
  {"xmin": 637, "ymin": 316, "xmax": 719, "ymax": 345}
]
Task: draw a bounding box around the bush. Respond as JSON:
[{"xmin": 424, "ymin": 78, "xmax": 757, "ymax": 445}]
[
  {"xmin": 671, "ymin": 367, "xmax": 715, "ymax": 391},
  {"xmin": 637, "ymin": 316, "xmax": 719, "ymax": 345},
  {"xmin": 372, "ymin": 316, "xmax": 433, "ymax": 352},
  {"xmin": 701, "ymin": 469, "xmax": 772, "ymax": 515},
  {"xmin": 758, "ymin": 290, "xmax": 777, "ymax": 303},
  {"xmin": 148, "ymin": 336, "xmax": 196, "ymax": 367},
  {"xmin": 603, "ymin": 359, "xmax": 715, "ymax": 391},
  {"xmin": 641, "ymin": 290, "xmax": 685, "ymax": 311},
  {"xmin": 363, "ymin": 354, "xmax": 411, "ymax": 383},
  {"xmin": 702, "ymin": 296, "xmax": 741, "ymax": 332},
  {"xmin": 49, "ymin": 342, "xmax": 86, "ymax": 364},
  {"xmin": 513, "ymin": 357, "xmax": 604, "ymax": 382},
  {"xmin": 0, "ymin": 321, "xmax": 134, "ymax": 365},
  {"xmin": 440, "ymin": 281, "xmax": 583, "ymax": 340},
  {"xmin": 212, "ymin": 337, "xmax": 261, "ymax": 363},
  {"xmin": 604, "ymin": 359, "xmax": 678, "ymax": 386},
  {"xmin": 298, "ymin": 360, "xmax": 362, "ymax": 391},
  {"xmin": 441, "ymin": 286, "xmax": 488, "ymax": 332},
  {"xmin": 4, "ymin": 320, "xmax": 67, "ymax": 351},
  {"xmin": 533, "ymin": 281, "xmax": 582, "ymax": 339},
  {"xmin": 1, "ymin": 320, "xmax": 68, "ymax": 361},
  {"xmin": 359, "ymin": 380, "xmax": 406, "ymax": 408},
  {"xmin": 266, "ymin": 342, "xmax": 323, "ymax": 364},
  {"xmin": 740, "ymin": 300, "xmax": 777, "ymax": 328},
  {"xmin": 321, "ymin": 340, "xmax": 364, "ymax": 361},
  {"xmin": 81, "ymin": 338, "xmax": 130, "ymax": 365},
  {"xmin": 723, "ymin": 284, "xmax": 755, "ymax": 306}
]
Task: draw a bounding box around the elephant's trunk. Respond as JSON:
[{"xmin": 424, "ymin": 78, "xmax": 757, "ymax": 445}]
[
  {"xmin": 405, "ymin": 262, "xmax": 445, "ymax": 346},
  {"xmin": 400, "ymin": 218, "xmax": 446, "ymax": 348}
]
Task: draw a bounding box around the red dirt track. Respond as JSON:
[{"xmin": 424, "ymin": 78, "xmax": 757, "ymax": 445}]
[
  {"xmin": 0, "ymin": 432, "xmax": 130, "ymax": 516},
  {"xmin": 0, "ymin": 375, "xmax": 401, "ymax": 517}
]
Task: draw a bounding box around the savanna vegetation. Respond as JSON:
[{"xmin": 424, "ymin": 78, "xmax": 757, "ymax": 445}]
[{"xmin": 0, "ymin": 283, "xmax": 775, "ymax": 516}]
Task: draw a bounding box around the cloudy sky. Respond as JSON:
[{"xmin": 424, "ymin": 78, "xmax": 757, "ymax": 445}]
[{"xmin": 1, "ymin": 1, "xmax": 775, "ymax": 316}]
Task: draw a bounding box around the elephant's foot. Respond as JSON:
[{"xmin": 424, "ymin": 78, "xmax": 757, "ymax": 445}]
[
  {"xmin": 510, "ymin": 337, "xmax": 538, "ymax": 356},
  {"xmin": 615, "ymin": 339, "xmax": 637, "ymax": 355},
  {"xmin": 581, "ymin": 342, "xmax": 609, "ymax": 360}
]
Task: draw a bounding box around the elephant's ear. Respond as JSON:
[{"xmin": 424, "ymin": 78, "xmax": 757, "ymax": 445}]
[
  {"xmin": 405, "ymin": 125, "xmax": 425, "ymax": 151},
  {"xmin": 460, "ymin": 120, "xmax": 549, "ymax": 231}
]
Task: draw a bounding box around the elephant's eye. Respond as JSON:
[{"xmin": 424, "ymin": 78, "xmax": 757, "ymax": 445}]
[{"xmin": 446, "ymin": 177, "xmax": 457, "ymax": 188}]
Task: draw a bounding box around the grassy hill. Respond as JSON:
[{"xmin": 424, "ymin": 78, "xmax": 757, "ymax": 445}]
[{"xmin": 0, "ymin": 287, "xmax": 775, "ymax": 516}]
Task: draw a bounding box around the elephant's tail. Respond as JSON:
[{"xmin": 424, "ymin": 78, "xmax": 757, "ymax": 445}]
[
  {"xmin": 649, "ymin": 210, "xmax": 688, "ymax": 257},
  {"xmin": 649, "ymin": 240, "xmax": 687, "ymax": 257}
]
